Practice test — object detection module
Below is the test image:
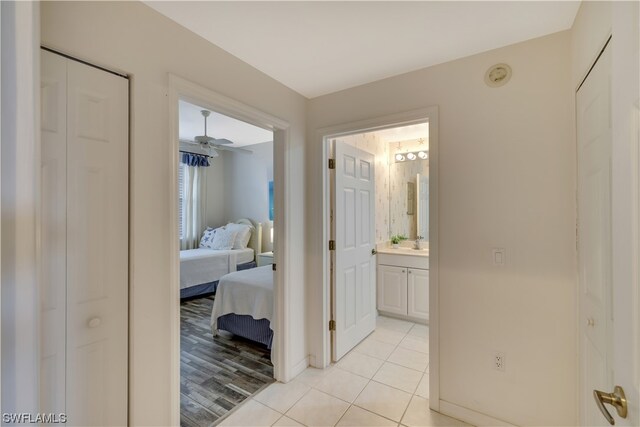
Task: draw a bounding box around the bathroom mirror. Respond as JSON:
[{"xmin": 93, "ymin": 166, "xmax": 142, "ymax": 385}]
[{"xmin": 389, "ymin": 159, "xmax": 429, "ymax": 240}]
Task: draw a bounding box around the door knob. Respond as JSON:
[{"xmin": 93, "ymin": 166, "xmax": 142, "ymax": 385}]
[
  {"xmin": 587, "ymin": 317, "xmax": 595, "ymax": 327},
  {"xmin": 88, "ymin": 317, "xmax": 102, "ymax": 328},
  {"xmin": 594, "ymin": 385, "xmax": 628, "ymax": 425}
]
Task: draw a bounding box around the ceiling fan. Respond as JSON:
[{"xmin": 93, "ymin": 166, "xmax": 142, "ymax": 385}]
[{"xmin": 179, "ymin": 110, "xmax": 253, "ymax": 157}]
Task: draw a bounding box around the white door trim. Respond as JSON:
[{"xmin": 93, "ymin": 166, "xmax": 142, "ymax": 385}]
[
  {"xmin": 317, "ymin": 105, "xmax": 440, "ymax": 410},
  {"xmin": 167, "ymin": 74, "xmax": 291, "ymax": 426}
]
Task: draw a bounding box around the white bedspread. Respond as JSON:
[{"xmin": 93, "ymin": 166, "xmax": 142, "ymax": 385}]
[
  {"xmin": 179, "ymin": 248, "xmax": 254, "ymax": 289},
  {"xmin": 210, "ymin": 265, "xmax": 274, "ymax": 332}
]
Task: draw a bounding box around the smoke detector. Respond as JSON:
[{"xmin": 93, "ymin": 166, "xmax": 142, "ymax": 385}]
[{"xmin": 485, "ymin": 63, "xmax": 512, "ymax": 87}]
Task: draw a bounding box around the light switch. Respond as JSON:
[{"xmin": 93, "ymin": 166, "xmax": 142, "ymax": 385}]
[{"xmin": 492, "ymin": 248, "xmax": 505, "ymax": 266}]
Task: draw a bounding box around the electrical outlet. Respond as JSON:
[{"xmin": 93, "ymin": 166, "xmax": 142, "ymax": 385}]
[{"xmin": 494, "ymin": 352, "xmax": 506, "ymax": 372}]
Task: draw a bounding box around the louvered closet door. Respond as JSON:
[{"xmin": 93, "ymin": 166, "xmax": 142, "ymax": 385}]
[{"xmin": 41, "ymin": 50, "xmax": 129, "ymax": 426}]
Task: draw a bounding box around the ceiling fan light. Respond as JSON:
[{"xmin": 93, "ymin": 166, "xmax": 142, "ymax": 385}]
[
  {"xmin": 395, "ymin": 153, "xmax": 405, "ymax": 162},
  {"xmin": 407, "ymin": 152, "xmax": 417, "ymax": 160},
  {"xmin": 418, "ymin": 151, "xmax": 428, "ymax": 159}
]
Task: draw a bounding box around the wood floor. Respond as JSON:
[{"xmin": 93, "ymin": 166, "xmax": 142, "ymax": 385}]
[{"xmin": 181, "ymin": 295, "xmax": 274, "ymax": 427}]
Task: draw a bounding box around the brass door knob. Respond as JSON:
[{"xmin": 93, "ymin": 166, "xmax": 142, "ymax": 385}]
[
  {"xmin": 594, "ymin": 385, "xmax": 628, "ymax": 425},
  {"xmin": 587, "ymin": 317, "xmax": 595, "ymax": 327}
]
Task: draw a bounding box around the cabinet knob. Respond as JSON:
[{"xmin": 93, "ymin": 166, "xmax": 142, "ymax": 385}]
[
  {"xmin": 88, "ymin": 317, "xmax": 102, "ymax": 328},
  {"xmin": 402, "ymin": 269, "xmax": 405, "ymax": 273}
]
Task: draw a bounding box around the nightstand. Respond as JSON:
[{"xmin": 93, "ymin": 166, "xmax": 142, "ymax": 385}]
[{"xmin": 256, "ymin": 251, "xmax": 274, "ymax": 267}]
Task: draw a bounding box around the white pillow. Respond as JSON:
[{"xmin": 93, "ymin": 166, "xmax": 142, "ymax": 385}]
[
  {"xmin": 209, "ymin": 227, "xmax": 238, "ymax": 250},
  {"xmin": 199, "ymin": 227, "xmax": 217, "ymax": 248},
  {"xmin": 226, "ymin": 223, "xmax": 253, "ymax": 249}
]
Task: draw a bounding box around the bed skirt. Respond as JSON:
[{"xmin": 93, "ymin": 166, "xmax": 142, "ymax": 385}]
[
  {"xmin": 180, "ymin": 261, "xmax": 257, "ymax": 299},
  {"xmin": 216, "ymin": 313, "xmax": 273, "ymax": 349}
]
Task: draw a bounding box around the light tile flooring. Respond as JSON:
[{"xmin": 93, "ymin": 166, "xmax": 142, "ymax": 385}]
[{"xmin": 218, "ymin": 316, "xmax": 471, "ymax": 427}]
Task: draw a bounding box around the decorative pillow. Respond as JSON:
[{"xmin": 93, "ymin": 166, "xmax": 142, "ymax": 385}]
[
  {"xmin": 209, "ymin": 227, "xmax": 238, "ymax": 250},
  {"xmin": 199, "ymin": 227, "xmax": 217, "ymax": 248},
  {"xmin": 226, "ymin": 223, "xmax": 253, "ymax": 249}
]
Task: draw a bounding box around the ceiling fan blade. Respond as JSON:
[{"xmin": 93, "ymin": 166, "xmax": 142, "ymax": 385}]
[
  {"xmin": 212, "ymin": 138, "xmax": 234, "ymax": 145},
  {"xmin": 214, "ymin": 145, "xmax": 253, "ymax": 154}
]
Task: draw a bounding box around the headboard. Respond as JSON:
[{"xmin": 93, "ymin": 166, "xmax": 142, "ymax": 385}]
[{"xmin": 235, "ymin": 218, "xmax": 262, "ymax": 258}]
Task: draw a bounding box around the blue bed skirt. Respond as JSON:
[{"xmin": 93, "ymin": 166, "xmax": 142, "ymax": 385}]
[
  {"xmin": 217, "ymin": 314, "xmax": 273, "ymax": 349},
  {"xmin": 180, "ymin": 261, "xmax": 257, "ymax": 299}
]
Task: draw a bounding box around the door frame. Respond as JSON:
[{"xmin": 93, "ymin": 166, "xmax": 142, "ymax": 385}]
[
  {"xmin": 167, "ymin": 75, "xmax": 291, "ymax": 426},
  {"xmin": 318, "ymin": 105, "xmax": 441, "ymax": 410}
]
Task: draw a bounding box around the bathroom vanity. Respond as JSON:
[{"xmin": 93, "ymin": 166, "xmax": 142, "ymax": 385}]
[{"xmin": 377, "ymin": 247, "xmax": 429, "ymax": 323}]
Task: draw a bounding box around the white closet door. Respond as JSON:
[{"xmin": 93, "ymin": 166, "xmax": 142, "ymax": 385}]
[
  {"xmin": 40, "ymin": 49, "xmax": 68, "ymax": 415},
  {"xmin": 65, "ymin": 59, "xmax": 129, "ymax": 426}
]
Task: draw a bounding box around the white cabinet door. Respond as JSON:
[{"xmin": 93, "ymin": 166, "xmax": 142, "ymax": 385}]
[
  {"xmin": 407, "ymin": 268, "xmax": 429, "ymax": 321},
  {"xmin": 377, "ymin": 265, "xmax": 407, "ymax": 316}
]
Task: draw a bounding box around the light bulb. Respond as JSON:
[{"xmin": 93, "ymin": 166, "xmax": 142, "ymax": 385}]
[
  {"xmin": 418, "ymin": 151, "xmax": 428, "ymax": 159},
  {"xmin": 407, "ymin": 152, "xmax": 417, "ymax": 160},
  {"xmin": 395, "ymin": 153, "xmax": 405, "ymax": 161}
]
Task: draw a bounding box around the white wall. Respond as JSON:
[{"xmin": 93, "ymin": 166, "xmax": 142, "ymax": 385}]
[
  {"xmin": 307, "ymin": 31, "xmax": 576, "ymax": 426},
  {"xmin": 204, "ymin": 154, "xmax": 225, "ymax": 228},
  {"xmin": 221, "ymin": 141, "xmax": 274, "ymax": 253},
  {"xmin": 41, "ymin": 2, "xmax": 307, "ymax": 425}
]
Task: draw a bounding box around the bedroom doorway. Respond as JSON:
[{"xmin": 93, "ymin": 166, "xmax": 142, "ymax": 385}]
[
  {"xmin": 169, "ymin": 76, "xmax": 288, "ymax": 426},
  {"xmin": 319, "ymin": 106, "xmax": 440, "ymax": 408}
]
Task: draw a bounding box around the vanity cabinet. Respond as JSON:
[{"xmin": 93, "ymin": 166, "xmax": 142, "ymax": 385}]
[{"xmin": 377, "ymin": 259, "xmax": 429, "ymax": 322}]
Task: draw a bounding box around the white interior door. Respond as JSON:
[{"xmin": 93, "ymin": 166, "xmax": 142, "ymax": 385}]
[
  {"xmin": 332, "ymin": 141, "xmax": 376, "ymax": 361},
  {"xmin": 66, "ymin": 58, "xmax": 129, "ymax": 427},
  {"xmin": 578, "ymin": 38, "xmax": 638, "ymax": 426},
  {"xmin": 578, "ymin": 41, "xmax": 614, "ymax": 427},
  {"xmin": 40, "ymin": 50, "xmax": 129, "ymax": 426},
  {"xmin": 40, "ymin": 49, "xmax": 68, "ymax": 415}
]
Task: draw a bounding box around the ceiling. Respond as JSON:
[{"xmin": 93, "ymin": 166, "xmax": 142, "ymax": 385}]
[
  {"xmin": 147, "ymin": 1, "xmax": 580, "ymax": 98},
  {"xmin": 179, "ymin": 100, "xmax": 273, "ymax": 147}
]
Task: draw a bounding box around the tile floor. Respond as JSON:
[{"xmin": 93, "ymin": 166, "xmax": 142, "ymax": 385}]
[{"xmin": 218, "ymin": 316, "xmax": 471, "ymax": 427}]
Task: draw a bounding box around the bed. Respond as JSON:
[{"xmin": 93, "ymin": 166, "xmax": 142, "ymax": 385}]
[
  {"xmin": 180, "ymin": 219, "xmax": 262, "ymax": 299},
  {"xmin": 210, "ymin": 265, "xmax": 274, "ymax": 349}
]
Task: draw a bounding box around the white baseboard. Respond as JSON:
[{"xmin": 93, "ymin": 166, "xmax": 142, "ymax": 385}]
[
  {"xmin": 286, "ymin": 356, "xmax": 309, "ymax": 382},
  {"xmin": 439, "ymin": 400, "xmax": 516, "ymax": 427}
]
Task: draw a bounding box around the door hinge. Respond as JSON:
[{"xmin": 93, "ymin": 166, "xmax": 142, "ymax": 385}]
[
  {"xmin": 329, "ymin": 240, "xmax": 335, "ymax": 251},
  {"xmin": 272, "ymin": 263, "xmax": 276, "ymax": 271},
  {"xmin": 329, "ymin": 320, "xmax": 336, "ymax": 331},
  {"xmin": 328, "ymin": 158, "xmax": 335, "ymax": 169}
]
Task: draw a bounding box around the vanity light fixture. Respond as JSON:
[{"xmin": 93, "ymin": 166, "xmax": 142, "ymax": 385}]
[{"xmin": 394, "ymin": 150, "xmax": 429, "ymax": 163}]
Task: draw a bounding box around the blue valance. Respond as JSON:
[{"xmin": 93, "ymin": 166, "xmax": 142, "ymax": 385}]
[{"xmin": 181, "ymin": 152, "xmax": 210, "ymax": 167}]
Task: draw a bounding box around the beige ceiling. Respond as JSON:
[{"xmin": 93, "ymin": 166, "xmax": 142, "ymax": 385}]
[{"xmin": 147, "ymin": 1, "xmax": 580, "ymax": 98}]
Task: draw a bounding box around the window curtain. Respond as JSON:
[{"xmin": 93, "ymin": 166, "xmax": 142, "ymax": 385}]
[{"xmin": 180, "ymin": 153, "xmax": 209, "ymax": 250}]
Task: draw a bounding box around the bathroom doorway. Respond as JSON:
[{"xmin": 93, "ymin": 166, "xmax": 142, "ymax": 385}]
[{"xmin": 319, "ymin": 106, "xmax": 441, "ymax": 409}]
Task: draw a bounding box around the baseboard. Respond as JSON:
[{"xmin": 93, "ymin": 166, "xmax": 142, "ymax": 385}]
[
  {"xmin": 439, "ymin": 400, "xmax": 517, "ymax": 427},
  {"xmin": 286, "ymin": 355, "xmax": 309, "ymax": 382}
]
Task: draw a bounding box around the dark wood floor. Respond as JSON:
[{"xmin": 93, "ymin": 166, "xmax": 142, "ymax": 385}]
[{"xmin": 181, "ymin": 295, "xmax": 274, "ymax": 427}]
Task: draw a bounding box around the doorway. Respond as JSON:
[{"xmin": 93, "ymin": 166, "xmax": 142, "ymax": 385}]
[
  {"xmin": 168, "ymin": 75, "xmax": 290, "ymax": 426},
  {"xmin": 319, "ymin": 106, "xmax": 441, "ymax": 409},
  {"xmin": 177, "ymin": 99, "xmax": 276, "ymax": 425}
]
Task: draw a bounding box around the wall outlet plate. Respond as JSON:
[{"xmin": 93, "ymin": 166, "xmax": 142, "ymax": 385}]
[{"xmin": 494, "ymin": 352, "xmax": 506, "ymax": 372}]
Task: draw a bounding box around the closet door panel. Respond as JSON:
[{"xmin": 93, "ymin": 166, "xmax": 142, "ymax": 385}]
[
  {"xmin": 40, "ymin": 49, "xmax": 68, "ymax": 415},
  {"xmin": 66, "ymin": 60, "xmax": 128, "ymax": 427}
]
